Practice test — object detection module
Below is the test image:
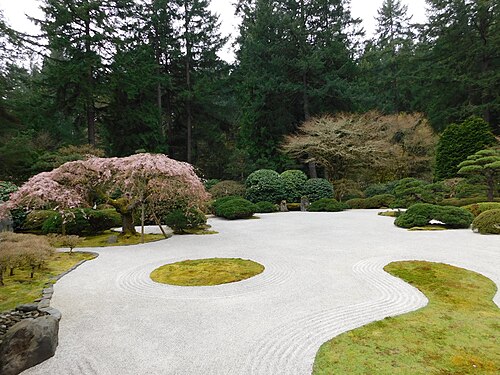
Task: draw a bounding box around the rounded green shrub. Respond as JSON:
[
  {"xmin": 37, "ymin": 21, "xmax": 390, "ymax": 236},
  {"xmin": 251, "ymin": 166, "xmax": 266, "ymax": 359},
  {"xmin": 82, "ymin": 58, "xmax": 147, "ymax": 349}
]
[
  {"xmin": 41, "ymin": 210, "xmax": 91, "ymax": 235},
  {"xmin": 254, "ymin": 201, "xmax": 277, "ymax": 213},
  {"xmin": 395, "ymin": 204, "xmax": 474, "ymax": 229},
  {"xmin": 280, "ymin": 170, "xmax": 307, "ymax": 202},
  {"xmin": 212, "ymin": 196, "xmax": 243, "ymax": 212},
  {"xmin": 472, "ymin": 209, "xmax": 500, "ymax": 234},
  {"xmin": 209, "ymin": 180, "xmax": 246, "ymax": 200},
  {"xmin": 346, "ymin": 194, "xmax": 395, "ymax": 209},
  {"xmin": 463, "ymin": 202, "xmax": 500, "ymax": 217},
  {"xmin": 214, "ymin": 197, "xmax": 256, "ymax": 220},
  {"xmin": 23, "ymin": 210, "xmax": 58, "ymax": 232},
  {"xmin": 87, "ymin": 209, "xmax": 122, "ymax": 232},
  {"xmin": 303, "ymin": 178, "xmax": 334, "ymax": 202},
  {"xmin": 308, "ymin": 198, "xmax": 348, "ymax": 212},
  {"xmin": 245, "ymin": 169, "xmax": 285, "ymax": 203},
  {"xmin": 164, "ymin": 207, "xmax": 207, "ymax": 233}
]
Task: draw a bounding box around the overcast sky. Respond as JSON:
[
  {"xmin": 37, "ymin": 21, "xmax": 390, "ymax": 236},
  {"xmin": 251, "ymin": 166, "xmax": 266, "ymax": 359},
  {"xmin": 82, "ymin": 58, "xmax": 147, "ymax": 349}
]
[{"xmin": 0, "ymin": 0, "xmax": 427, "ymax": 62}]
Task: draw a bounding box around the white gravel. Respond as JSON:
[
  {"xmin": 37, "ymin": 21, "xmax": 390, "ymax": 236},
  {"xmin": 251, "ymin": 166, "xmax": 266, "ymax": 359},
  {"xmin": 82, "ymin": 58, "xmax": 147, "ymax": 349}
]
[{"xmin": 22, "ymin": 210, "xmax": 500, "ymax": 375}]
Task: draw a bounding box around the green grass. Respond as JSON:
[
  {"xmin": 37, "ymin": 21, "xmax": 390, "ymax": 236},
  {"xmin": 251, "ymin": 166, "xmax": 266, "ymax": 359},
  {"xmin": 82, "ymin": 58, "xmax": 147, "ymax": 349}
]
[
  {"xmin": 0, "ymin": 252, "xmax": 96, "ymax": 312},
  {"xmin": 313, "ymin": 261, "xmax": 500, "ymax": 374},
  {"xmin": 76, "ymin": 231, "xmax": 167, "ymax": 247},
  {"xmin": 150, "ymin": 258, "xmax": 265, "ymax": 286}
]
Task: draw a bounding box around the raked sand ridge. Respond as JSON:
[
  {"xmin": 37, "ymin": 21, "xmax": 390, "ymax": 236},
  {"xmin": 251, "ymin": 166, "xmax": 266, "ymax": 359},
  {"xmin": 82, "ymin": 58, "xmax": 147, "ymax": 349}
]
[{"xmin": 22, "ymin": 210, "xmax": 500, "ymax": 375}]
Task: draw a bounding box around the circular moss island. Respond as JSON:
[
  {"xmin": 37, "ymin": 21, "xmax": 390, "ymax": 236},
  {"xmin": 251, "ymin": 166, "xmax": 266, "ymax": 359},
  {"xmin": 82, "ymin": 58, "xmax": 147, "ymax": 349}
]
[{"xmin": 150, "ymin": 258, "xmax": 265, "ymax": 286}]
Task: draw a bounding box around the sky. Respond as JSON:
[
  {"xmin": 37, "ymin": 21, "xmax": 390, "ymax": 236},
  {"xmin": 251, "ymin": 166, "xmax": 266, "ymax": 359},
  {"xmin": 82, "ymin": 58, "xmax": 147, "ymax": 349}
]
[{"xmin": 0, "ymin": 0, "xmax": 428, "ymax": 62}]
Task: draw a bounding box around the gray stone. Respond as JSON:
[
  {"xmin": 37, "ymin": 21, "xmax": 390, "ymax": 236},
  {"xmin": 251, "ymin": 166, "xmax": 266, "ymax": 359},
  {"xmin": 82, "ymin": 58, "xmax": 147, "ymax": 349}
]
[
  {"xmin": 37, "ymin": 299, "xmax": 50, "ymax": 309},
  {"xmin": 300, "ymin": 196, "xmax": 310, "ymax": 211},
  {"xmin": 279, "ymin": 200, "xmax": 288, "ymax": 212},
  {"xmin": 15, "ymin": 304, "xmax": 38, "ymax": 313},
  {"xmin": 107, "ymin": 235, "xmax": 118, "ymax": 244},
  {"xmin": 0, "ymin": 316, "xmax": 59, "ymax": 375}
]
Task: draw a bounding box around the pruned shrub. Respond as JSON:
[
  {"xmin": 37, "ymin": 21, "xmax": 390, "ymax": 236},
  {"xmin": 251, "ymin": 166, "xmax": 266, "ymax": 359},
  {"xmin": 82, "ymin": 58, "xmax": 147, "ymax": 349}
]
[
  {"xmin": 392, "ymin": 178, "xmax": 449, "ymax": 208},
  {"xmin": 308, "ymin": 198, "xmax": 348, "ymax": 212},
  {"xmin": 212, "ymin": 196, "xmax": 243, "ymax": 212},
  {"xmin": 22, "ymin": 210, "xmax": 58, "ymax": 232},
  {"xmin": 440, "ymin": 197, "xmax": 500, "ymax": 207},
  {"xmin": 463, "ymin": 202, "xmax": 500, "ymax": 217},
  {"xmin": 394, "ymin": 204, "xmax": 474, "ymax": 229},
  {"xmin": 303, "ymin": 178, "xmax": 334, "ymax": 202},
  {"xmin": 254, "ymin": 201, "xmax": 277, "ymax": 213},
  {"xmin": 364, "ymin": 181, "xmax": 398, "ymax": 198},
  {"xmin": 164, "ymin": 207, "xmax": 207, "ymax": 233},
  {"xmin": 281, "ymin": 170, "xmax": 307, "ymax": 202},
  {"xmin": 87, "ymin": 209, "xmax": 122, "ymax": 232},
  {"xmin": 214, "ymin": 197, "xmax": 256, "ymax": 220},
  {"xmin": 245, "ymin": 169, "xmax": 285, "ymax": 203},
  {"xmin": 346, "ymin": 194, "xmax": 395, "ymax": 209},
  {"xmin": 472, "ymin": 209, "xmax": 500, "ymax": 234},
  {"xmin": 209, "ymin": 180, "xmax": 246, "ymax": 200}
]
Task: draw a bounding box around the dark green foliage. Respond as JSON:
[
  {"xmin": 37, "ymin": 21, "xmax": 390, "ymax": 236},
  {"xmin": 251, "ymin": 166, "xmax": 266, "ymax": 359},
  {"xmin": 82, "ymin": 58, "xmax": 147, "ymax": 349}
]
[
  {"xmin": 394, "ymin": 204, "xmax": 474, "ymax": 229},
  {"xmin": 308, "ymin": 199, "xmax": 348, "ymax": 212},
  {"xmin": 303, "ymin": 178, "xmax": 334, "ymax": 202},
  {"xmin": 204, "ymin": 179, "xmax": 220, "ymax": 190},
  {"xmin": 23, "ymin": 209, "xmax": 121, "ymax": 235},
  {"xmin": 164, "ymin": 207, "xmax": 207, "ymax": 233},
  {"xmin": 245, "ymin": 169, "xmax": 285, "ymax": 203},
  {"xmin": 254, "ymin": 201, "xmax": 277, "ymax": 213},
  {"xmin": 212, "ymin": 196, "xmax": 245, "ymax": 212},
  {"xmin": 10, "ymin": 209, "xmax": 28, "ymax": 232},
  {"xmin": 22, "ymin": 210, "xmax": 59, "ymax": 233},
  {"xmin": 364, "ymin": 181, "xmax": 398, "ymax": 197},
  {"xmin": 281, "ymin": 170, "xmax": 307, "ymax": 203},
  {"xmin": 346, "ymin": 194, "xmax": 396, "ymax": 209},
  {"xmin": 457, "ymin": 148, "xmax": 500, "ymax": 201},
  {"xmin": 0, "ymin": 181, "xmax": 17, "ymax": 202},
  {"xmin": 392, "ymin": 178, "xmax": 450, "ymax": 208},
  {"xmin": 472, "ymin": 209, "xmax": 500, "ymax": 235},
  {"xmin": 209, "ymin": 180, "xmax": 246, "ymax": 200},
  {"xmin": 463, "ymin": 202, "xmax": 500, "ymax": 217},
  {"xmin": 435, "ymin": 117, "xmax": 496, "ymax": 180},
  {"xmin": 214, "ymin": 197, "xmax": 256, "ymax": 220}
]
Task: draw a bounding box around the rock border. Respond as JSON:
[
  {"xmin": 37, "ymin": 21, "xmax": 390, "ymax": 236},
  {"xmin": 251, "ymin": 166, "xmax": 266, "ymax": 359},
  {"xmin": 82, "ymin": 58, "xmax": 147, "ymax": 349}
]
[
  {"xmin": 35, "ymin": 251, "xmax": 100, "ymax": 321},
  {"xmin": 0, "ymin": 251, "xmax": 99, "ymax": 375}
]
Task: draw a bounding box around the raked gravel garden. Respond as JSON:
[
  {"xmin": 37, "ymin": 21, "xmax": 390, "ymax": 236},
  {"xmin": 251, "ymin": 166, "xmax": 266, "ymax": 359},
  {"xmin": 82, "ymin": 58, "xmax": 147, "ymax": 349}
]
[{"xmin": 21, "ymin": 210, "xmax": 500, "ymax": 375}]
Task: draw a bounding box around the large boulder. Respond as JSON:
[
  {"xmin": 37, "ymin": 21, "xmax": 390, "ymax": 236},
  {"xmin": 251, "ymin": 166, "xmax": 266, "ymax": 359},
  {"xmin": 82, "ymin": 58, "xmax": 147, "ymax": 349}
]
[{"xmin": 0, "ymin": 316, "xmax": 59, "ymax": 375}]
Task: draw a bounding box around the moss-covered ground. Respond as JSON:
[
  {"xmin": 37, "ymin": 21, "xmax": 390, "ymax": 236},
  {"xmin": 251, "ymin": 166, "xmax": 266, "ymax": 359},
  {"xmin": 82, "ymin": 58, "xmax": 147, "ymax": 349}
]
[
  {"xmin": 313, "ymin": 261, "xmax": 500, "ymax": 374},
  {"xmin": 0, "ymin": 252, "xmax": 96, "ymax": 311},
  {"xmin": 77, "ymin": 231, "xmax": 167, "ymax": 247},
  {"xmin": 150, "ymin": 258, "xmax": 265, "ymax": 286}
]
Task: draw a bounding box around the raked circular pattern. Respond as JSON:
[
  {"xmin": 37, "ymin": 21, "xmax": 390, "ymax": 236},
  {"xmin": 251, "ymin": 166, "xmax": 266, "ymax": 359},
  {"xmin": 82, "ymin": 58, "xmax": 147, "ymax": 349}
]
[{"xmin": 21, "ymin": 211, "xmax": 500, "ymax": 375}]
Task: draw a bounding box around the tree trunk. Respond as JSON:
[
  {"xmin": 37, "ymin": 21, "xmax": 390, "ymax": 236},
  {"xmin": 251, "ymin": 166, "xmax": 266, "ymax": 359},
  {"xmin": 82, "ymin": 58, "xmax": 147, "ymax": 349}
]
[
  {"xmin": 185, "ymin": 1, "xmax": 193, "ymax": 163},
  {"xmin": 487, "ymin": 173, "xmax": 494, "ymax": 201},
  {"xmin": 121, "ymin": 213, "xmax": 137, "ymax": 236},
  {"xmin": 141, "ymin": 203, "xmax": 145, "ymax": 243},
  {"xmin": 30, "ymin": 265, "xmax": 35, "ymax": 279},
  {"xmin": 9, "ymin": 267, "xmax": 14, "ymax": 276},
  {"xmin": 84, "ymin": 16, "xmax": 96, "ymax": 146},
  {"xmin": 0, "ymin": 267, "xmax": 4, "ymax": 286},
  {"xmin": 308, "ymin": 161, "xmax": 318, "ymax": 178}
]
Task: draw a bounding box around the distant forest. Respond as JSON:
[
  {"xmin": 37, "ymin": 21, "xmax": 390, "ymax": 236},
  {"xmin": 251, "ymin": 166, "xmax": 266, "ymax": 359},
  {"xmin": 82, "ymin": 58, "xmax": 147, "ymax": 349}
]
[{"xmin": 0, "ymin": 0, "xmax": 498, "ymax": 182}]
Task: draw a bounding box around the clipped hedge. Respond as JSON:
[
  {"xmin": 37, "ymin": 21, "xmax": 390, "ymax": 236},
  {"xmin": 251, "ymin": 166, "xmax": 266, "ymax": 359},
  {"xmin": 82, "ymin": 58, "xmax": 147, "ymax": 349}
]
[
  {"xmin": 303, "ymin": 178, "xmax": 334, "ymax": 202},
  {"xmin": 472, "ymin": 209, "xmax": 500, "ymax": 234},
  {"xmin": 164, "ymin": 207, "xmax": 207, "ymax": 233},
  {"xmin": 254, "ymin": 201, "xmax": 278, "ymax": 213},
  {"xmin": 23, "ymin": 208, "xmax": 121, "ymax": 235},
  {"xmin": 281, "ymin": 170, "xmax": 307, "ymax": 203},
  {"xmin": 308, "ymin": 198, "xmax": 348, "ymax": 212},
  {"xmin": 214, "ymin": 197, "xmax": 256, "ymax": 220},
  {"xmin": 246, "ymin": 169, "xmax": 285, "ymax": 203},
  {"xmin": 209, "ymin": 180, "xmax": 246, "ymax": 200},
  {"xmin": 346, "ymin": 194, "xmax": 395, "ymax": 209},
  {"xmin": 440, "ymin": 196, "xmax": 498, "ymax": 207},
  {"xmin": 463, "ymin": 202, "xmax": 500, "ymax": 217},
  {"xmin": 394, "ymin": 204, "xmax": 474, "ymax": 229}
]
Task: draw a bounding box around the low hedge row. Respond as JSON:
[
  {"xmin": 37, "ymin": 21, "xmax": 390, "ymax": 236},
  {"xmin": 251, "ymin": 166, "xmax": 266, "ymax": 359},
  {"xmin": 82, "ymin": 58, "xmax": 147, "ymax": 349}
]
[
  {"xmin": 462, "ymin": 202, "xmax": 500, "ymax": 217},
  {"xmin": 346, "ymin": 194, "xmax": 395, "ymax": 209},
  {"xmin": 394, "ymin": 204, "xmax": 474, "ymax": 229},
  {"xmin": 308, "ymin": 198, "xmax": 348, "ymax": 212}
]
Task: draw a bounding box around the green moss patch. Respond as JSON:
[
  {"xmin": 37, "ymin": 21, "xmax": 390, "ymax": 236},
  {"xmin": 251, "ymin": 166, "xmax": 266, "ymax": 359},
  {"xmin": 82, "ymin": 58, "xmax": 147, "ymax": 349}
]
[
  {"xmin": 0, "ymin": 252, "xmax": 96, "ymax": 312},
  {"xmin": 76, "ymin": 231, "xmax": 167, "ymax": 247},
  {"xmin": 150, "ymin": 258, "xmax": 265, "ymax": 286},
  {"xmin": 313, "ymin": 261, "xmax": 500, "ymax": 374}
]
